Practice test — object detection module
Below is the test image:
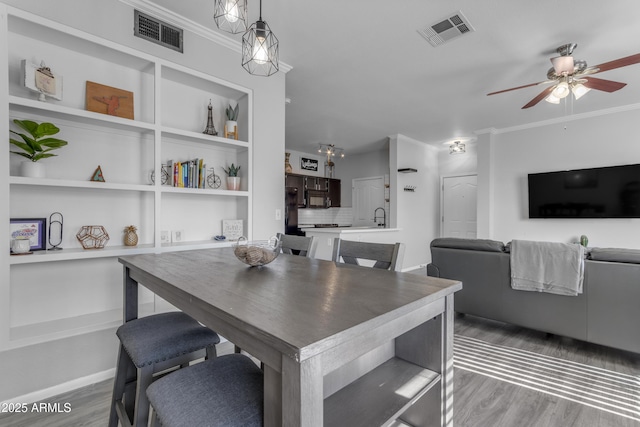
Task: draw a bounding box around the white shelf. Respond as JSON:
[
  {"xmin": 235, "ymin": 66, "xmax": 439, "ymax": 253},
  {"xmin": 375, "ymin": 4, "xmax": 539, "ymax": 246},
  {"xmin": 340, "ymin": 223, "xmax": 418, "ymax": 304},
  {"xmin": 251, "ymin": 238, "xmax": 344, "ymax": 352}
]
[
  {"xmin": 9, "ymin": 244, "xmax": 156, "ymax": 265},
  {"xmin": 160, "ymin": 186, "xmax": 248, "ymax": 197},
  {"xmin": 7, "ymin": 302, "xmax": 166, "ymax": 349},
  {"xmin": 162, "ymin": 126, "xmax": 249, "ymax": 148},
  {"xmin": 10, "ymin": 176, "xmax": 155, "ymax": 192},
  {"xmin": 3, "ymin": 5, "xmax": 253, "ymax": 350},
  {"xmin": 10, "ymin": 96, "xmax": 156, "ymax": 132}
]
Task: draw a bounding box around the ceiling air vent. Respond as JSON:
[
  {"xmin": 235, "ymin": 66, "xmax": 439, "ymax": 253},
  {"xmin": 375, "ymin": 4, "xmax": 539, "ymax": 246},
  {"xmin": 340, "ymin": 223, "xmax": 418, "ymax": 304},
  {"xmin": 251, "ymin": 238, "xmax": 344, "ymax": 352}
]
[
  {"xmin": 418, "ymin": 10, "xmax": 475, "ymax": 47},
  {"xmin": 134, "ymin": 10, "xmax": 183, "ymax": 53}
]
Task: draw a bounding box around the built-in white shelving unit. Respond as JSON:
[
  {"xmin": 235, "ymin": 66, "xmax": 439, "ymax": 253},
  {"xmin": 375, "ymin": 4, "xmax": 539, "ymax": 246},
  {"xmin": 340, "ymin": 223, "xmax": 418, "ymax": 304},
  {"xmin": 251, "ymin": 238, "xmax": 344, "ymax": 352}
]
[{"xmin": 1, "ymin": 6, "xmax": 253, "ymax": 349}]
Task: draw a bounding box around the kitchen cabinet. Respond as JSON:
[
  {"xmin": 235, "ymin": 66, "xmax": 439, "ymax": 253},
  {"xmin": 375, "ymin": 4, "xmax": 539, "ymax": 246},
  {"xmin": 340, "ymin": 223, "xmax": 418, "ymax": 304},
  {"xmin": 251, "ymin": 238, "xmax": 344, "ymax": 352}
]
[
  {"xmin": 305, "ymin": 176, "xmax": 329, "ymax": 191},
  {"xmin": 285, "ymin": 173, "xmax": 306, "ymax": 207},
  {"xmin": 2, "ymin": 6, "xmax": 252, "ymax": 350},
  {"xmin": 328, "ymin": 178, "xmax": 341, "ymax": 207}
]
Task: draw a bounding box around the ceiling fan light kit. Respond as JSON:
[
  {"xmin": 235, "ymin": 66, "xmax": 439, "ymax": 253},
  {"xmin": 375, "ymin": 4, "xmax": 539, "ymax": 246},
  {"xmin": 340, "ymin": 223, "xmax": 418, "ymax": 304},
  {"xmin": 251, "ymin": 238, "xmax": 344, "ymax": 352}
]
[
  {"xmin": 449, "ymin": 141, "xmax": 466, "ymax": 154},
  {"xmin": 487, "ymin": 43, "xmax": 640, "ymax": 109},
  {"xmin": 213, "ymin": 0, "xmax": 279, "ymax": 76}
]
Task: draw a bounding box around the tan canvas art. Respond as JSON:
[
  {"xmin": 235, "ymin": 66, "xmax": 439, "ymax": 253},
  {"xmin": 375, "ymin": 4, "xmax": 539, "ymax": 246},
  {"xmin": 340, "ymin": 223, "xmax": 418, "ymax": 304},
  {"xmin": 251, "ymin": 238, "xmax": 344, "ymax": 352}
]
[{"xmin": 85, "ymin": 81, "xmax": 134, "ymax": 119}]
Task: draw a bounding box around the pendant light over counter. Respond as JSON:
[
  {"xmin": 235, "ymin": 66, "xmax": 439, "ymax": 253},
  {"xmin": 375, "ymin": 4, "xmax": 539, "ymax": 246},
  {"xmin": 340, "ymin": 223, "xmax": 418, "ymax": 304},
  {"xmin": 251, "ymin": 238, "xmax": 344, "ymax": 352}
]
[{"xmin": 213, "ymin": 0, "xmax": 279, "ymax": 77}]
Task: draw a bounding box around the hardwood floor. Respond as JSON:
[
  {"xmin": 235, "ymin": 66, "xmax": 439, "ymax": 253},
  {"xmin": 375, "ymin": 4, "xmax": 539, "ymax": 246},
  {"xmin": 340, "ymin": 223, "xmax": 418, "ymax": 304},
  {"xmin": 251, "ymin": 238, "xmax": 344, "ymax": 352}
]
[{"xmin": 1, "ymin": 316, "xmax": 638, "ymax": 426}]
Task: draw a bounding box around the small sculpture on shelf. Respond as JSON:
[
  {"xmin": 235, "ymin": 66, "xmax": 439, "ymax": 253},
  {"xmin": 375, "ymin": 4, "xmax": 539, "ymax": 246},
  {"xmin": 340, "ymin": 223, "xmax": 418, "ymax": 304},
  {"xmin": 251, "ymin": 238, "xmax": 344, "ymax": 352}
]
[
  {"xmin": 48, "ymin": 212, "xmax": 64, "ymax": 250},
  {"xmin": 91, "ymin": 165, "xmax": 105, "ymax": 182},
  {"xmin": 203, "ymin": 100, "xmax": 218, "ymax": 136},
  {"xmin": 206, "ymin": 167, "xmax": 222, "ymax": 189},
  {"xmin": 224, "ymin": 102, "xmax": 239, "ymax": 140},
  {"xmin": 124, "ymin": 225, "xmax": 139, "ymax": 247},
  {"xmin": 76, "ymin": 225, "xmax": 110, "ymax": 249}
]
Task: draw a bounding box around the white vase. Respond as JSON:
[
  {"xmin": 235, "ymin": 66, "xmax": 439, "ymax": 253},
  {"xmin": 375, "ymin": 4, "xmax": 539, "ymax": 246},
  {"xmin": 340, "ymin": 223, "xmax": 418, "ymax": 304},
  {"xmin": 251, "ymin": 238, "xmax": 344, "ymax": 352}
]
[
  {"xmin": 225, "ymin": 120, "xmax": 237, "ymax": 133},
  {"xmin": 227, "ymin": 177, "xmax": 241, "ymax": 191},
  {"xmin": 20, "ymin": 161, "xmax": 46, "ymax": 178}
]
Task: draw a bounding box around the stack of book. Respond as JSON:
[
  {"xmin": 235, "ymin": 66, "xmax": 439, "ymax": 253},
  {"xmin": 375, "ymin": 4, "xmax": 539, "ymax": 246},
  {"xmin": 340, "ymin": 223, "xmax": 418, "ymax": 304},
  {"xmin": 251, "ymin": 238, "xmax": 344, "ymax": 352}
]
[{"xmin": 167, "ymin": 159, "xmax": 207, "ymax": 188}]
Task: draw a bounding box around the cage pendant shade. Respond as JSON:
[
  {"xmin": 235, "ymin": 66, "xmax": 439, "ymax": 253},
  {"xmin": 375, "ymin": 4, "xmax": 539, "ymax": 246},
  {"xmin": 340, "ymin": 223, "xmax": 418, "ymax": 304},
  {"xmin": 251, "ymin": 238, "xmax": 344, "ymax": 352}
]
[
  {"xmin": 242, "ymin": 19, "xmax": 279, "ymax": 76},
  {"xmin": 214, "ymin": 0, "xmax": 248, "ymax": 34}
]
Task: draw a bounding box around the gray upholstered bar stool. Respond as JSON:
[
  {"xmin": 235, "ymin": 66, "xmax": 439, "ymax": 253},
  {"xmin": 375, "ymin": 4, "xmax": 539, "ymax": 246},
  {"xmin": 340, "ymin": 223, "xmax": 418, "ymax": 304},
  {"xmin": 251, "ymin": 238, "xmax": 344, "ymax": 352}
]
[
  {"xmin": 109, "ymin": 312, "xmax": 220, "ymax": 427},
  {"xmin": 147, "ymin": 354, "xmax": 264, "ymax": 427}
]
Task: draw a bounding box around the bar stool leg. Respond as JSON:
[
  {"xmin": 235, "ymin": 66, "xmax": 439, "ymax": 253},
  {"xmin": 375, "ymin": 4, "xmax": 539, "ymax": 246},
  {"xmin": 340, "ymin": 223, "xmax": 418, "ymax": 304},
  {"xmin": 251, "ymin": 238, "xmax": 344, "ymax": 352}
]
[
  {"xmin": 133, "ymin": 365, "xmax": 154, "ymax": 427},
  {"xmin": 109, "ymin": 345, "xmax": 132, "ymax": 427}
]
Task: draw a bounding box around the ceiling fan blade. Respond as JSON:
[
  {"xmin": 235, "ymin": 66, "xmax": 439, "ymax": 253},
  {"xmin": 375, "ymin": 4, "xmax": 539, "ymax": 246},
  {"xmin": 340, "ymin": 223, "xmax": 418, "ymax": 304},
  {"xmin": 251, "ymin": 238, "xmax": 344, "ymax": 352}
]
[
  {"xmin": 522, "ymin": 86, "xmax": 555, "ymax": 109},
  {"xmin": 589, "ymin": 53, "xmax": 640, "ymax": 74},
  {"xmin": 487, "ymin": 81, "xmax": 551, "ymax": 96},
  {"xmin": 582, "ymin": 77, "xmax": 627, "ymax": 92}
]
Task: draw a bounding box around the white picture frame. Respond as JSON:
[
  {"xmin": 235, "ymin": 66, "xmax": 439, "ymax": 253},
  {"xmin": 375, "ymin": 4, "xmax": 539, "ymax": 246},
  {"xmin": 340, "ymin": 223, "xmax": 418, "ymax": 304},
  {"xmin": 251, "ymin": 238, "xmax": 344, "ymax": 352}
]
[
  {"xmin": 21, "ymin": 60, "xmax": 63, "ymax": 101},
  {"xmin": 222, "ymin": 220, "xmax": 243, "ymax": 241}
]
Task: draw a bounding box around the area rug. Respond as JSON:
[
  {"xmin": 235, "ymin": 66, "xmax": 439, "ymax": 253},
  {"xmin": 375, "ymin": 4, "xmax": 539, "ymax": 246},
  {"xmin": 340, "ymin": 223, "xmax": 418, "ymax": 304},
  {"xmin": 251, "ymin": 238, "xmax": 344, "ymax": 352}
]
[{"xmin": 453, "ymin": 335, "xmax": 640, "ymax": 422}]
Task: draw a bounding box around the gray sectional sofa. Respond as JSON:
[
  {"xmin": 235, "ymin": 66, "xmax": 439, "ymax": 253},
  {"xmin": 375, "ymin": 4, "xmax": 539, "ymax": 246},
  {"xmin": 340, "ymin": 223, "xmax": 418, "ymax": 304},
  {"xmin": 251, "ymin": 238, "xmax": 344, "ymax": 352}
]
[{"xmin": 427, "ymin": 238, "xmax": 640, "ymax": 354}]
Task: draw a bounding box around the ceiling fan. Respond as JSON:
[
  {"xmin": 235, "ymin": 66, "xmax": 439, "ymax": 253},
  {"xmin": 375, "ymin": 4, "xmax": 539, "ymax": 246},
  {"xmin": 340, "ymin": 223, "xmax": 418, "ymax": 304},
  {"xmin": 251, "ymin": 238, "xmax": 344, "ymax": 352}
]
[{"xmin": 487, "ymin": 44, "xmax": 640, "ymax": 109}]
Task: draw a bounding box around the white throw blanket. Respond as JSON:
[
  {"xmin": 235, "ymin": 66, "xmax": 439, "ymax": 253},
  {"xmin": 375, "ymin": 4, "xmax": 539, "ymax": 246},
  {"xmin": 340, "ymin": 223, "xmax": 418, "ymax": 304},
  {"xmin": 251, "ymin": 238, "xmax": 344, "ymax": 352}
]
[{"xmin": 510, "ymin": 240, "xmax": 585, "ymax": 296}]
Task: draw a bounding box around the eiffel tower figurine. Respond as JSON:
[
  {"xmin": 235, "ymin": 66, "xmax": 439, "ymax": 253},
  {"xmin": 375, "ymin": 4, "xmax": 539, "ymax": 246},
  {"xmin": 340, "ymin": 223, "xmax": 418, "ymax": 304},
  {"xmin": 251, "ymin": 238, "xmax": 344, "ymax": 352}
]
[{"xmin": 203, "ymin": 100, "xmax": 218, "ymax": 136}]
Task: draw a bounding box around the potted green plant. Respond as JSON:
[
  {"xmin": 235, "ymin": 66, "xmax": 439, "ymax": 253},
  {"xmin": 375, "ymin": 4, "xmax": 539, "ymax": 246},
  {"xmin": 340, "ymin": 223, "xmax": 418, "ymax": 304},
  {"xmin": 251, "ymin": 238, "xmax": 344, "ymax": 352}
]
[
  {"xmin": 225, "ymin": 103, "xmax": 239, "ymax": 138},
  {"xmin": 222, "ymin": 163, "xmax": 241, "ymax": 190},
  {"xmin": 10, "ymin": 119, "xmax": 68, "ymax": 178}
]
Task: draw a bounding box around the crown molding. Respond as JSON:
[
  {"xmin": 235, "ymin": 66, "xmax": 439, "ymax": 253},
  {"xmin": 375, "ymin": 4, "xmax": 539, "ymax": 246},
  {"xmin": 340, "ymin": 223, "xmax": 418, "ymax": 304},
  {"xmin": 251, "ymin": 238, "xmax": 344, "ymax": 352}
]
[
  {"xmin": 118, "ymin": 0, "xmax": 292, "ymax": 73},
  {"xmin": 490, "ymin": 102, "xmax": 640, "ymax": 135}
]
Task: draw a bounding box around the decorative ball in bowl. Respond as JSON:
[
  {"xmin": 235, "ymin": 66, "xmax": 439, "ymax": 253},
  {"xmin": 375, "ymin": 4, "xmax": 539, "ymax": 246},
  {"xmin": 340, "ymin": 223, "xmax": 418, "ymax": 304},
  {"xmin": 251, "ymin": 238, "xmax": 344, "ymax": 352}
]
[{"xmin": 233, "ymin": 236, "xmax": 281, "ymax": 267}]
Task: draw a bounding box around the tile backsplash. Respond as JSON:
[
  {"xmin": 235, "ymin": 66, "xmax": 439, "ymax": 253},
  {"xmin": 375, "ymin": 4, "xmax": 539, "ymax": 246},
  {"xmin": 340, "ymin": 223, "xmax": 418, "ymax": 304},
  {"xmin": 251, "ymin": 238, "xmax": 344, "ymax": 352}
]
[{"xmin": 299, "ymin": 207, "xmax": 353, "ymax": 226}]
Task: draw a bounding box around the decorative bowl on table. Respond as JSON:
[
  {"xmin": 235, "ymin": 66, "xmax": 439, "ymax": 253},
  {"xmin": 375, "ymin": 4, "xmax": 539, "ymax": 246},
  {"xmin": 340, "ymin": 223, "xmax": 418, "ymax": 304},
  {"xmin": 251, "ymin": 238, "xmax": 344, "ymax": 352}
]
[{"xmin": 233, "ymin": 236, "xmax": 281, "ymax": 266}]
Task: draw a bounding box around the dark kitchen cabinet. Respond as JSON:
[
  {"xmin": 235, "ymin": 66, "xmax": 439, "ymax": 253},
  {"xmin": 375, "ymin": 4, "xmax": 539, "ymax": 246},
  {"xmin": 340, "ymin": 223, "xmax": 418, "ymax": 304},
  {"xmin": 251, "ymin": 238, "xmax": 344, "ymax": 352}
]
[
  {"xmin": 328, "ymin": 178, "xmax": 341, "ymax": 207},
  {"xmin": 285, "ymin": 174, "xmax": 306, "ymax": 207}
]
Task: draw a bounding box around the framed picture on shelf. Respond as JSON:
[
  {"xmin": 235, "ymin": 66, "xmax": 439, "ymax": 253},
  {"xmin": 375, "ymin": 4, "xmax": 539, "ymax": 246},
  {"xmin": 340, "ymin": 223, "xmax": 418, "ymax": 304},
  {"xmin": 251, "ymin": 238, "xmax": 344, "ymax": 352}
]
[
  {"xmin": 85, "ymin": 81, "xmax": 134, "ymax": 119},
  {"xmin": 222, "ymin": 220, "xmax": 243, "ymax": 241},
  {"xmin": 10, "ymin": 218, "xmax": 47, "ymax": 251}
]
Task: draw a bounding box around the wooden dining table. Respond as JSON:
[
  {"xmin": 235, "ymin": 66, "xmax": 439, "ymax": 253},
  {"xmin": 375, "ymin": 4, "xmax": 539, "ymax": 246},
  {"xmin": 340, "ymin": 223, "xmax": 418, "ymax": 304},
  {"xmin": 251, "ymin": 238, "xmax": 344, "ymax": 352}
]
[{"xmin": 118, "ymin": 248, "xmax": 461, "ymax": 426}]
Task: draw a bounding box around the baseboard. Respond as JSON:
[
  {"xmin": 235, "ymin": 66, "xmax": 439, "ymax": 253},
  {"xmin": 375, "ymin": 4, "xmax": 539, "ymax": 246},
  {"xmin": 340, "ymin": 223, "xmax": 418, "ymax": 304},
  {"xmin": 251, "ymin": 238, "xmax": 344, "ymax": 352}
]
[{"xmin": 0, "ymin": 368, "xmax": 115, "ymax": 406}]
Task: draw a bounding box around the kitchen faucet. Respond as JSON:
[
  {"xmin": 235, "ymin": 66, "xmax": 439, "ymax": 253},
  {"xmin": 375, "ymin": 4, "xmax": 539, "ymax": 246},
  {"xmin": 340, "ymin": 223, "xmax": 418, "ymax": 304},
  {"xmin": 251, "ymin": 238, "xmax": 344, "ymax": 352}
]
[{"xmin": 373, "ymin": 207, "xmax": 386, "ymax": 228}]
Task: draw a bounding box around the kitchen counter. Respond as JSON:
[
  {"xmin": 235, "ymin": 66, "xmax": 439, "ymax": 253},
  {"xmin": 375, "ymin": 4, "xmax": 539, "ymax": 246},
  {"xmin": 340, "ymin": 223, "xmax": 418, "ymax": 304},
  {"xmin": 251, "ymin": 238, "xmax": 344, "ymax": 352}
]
[{"xmin": 304, "ymin": 227, "xmax": 404, "ymax": 262}]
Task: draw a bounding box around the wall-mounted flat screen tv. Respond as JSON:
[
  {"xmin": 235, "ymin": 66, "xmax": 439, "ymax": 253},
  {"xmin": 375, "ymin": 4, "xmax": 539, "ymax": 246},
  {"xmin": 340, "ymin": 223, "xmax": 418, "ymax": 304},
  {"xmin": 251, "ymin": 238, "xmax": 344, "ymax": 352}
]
[{"xmin": 528, "ymin": 163, "xmax": 640, "ymax": 218}]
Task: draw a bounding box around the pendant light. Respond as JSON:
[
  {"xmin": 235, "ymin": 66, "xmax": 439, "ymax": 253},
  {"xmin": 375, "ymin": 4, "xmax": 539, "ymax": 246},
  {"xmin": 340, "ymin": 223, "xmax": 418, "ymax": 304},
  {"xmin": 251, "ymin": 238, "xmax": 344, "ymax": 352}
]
[
  {"xmin": 213, "ymin": 0, "xmax": 248, "ymax": 34},
  {"xmin": 241, "ymin": 0, "xmax": 279, "ymax": 76}
]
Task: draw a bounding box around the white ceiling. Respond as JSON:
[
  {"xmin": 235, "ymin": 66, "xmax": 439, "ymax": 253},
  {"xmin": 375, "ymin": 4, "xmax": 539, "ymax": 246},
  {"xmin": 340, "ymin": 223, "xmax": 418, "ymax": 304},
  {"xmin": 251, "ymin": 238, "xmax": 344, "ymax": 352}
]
[{"xmin": 148, "ymin": 0, "xmax": 640, "ymax": 154}]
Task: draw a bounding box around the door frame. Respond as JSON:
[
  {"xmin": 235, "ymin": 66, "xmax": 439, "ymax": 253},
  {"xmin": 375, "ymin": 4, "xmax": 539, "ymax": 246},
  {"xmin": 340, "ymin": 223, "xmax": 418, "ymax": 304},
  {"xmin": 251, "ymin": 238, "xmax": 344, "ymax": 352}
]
[{"xmin": 440, "ymin": 174, "xmax": 478, "ymax": 238}]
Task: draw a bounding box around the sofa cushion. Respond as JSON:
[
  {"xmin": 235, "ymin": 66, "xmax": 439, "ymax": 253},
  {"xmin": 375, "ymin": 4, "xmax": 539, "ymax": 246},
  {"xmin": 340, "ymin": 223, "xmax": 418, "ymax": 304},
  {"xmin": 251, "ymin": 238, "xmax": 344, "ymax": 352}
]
[
  {"xmin": 430, "ymin": 238, "xmax": 505, "ymax": 253},
  {"xmin": 588, "ymin": 247, "xmax": 640, "ymax": 264}
]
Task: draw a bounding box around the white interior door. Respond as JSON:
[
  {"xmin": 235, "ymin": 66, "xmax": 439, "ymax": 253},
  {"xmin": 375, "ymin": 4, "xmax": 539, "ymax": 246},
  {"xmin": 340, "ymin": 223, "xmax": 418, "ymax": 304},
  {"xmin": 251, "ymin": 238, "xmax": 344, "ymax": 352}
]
[
  {"xmin": 352, "ymin": 176, "xmax": 385, "ymax": 227},
  {"xmin": 442, "ymin": 175, "xmax": 477, "ymax": 238}
]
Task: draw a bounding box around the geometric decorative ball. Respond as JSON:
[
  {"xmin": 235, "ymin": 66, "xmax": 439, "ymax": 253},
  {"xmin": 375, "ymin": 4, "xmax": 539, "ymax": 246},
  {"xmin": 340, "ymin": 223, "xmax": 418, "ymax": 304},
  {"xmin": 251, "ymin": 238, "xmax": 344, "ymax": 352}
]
[{"xmin": 76, "ymin": 225, "xmax": 110, "ymax": 249}]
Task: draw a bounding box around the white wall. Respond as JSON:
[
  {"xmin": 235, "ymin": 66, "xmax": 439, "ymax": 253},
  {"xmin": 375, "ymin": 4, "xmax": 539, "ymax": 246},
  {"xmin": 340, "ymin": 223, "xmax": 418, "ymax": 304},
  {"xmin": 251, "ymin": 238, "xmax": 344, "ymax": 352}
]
[
  {"xmin": 390, "ymin": 134, "xmax": 440, "ymax": 270},
  {"xmin": 479, "ymin": 108, "xmax": 640, "ymax": 248},
  {"xmin": 0, "ymin": 0, "xmax": 286, "ymax": 402}
]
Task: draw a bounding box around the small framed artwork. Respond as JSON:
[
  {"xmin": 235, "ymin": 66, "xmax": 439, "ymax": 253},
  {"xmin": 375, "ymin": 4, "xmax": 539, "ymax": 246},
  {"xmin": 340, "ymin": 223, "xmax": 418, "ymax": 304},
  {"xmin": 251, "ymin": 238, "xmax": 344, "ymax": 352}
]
[
  {"xmin": 85, "ymin": 81, "xmax": 134, "ymax": 119},
  {"xmin": 21, "ymin": 60, "xmax": 63, "ymax": 101},
  {"xmin": 10, "ymin": 218, "xmax": 47, "ymax": 251},
  {"xmin": 222, "ymin": 219, "xmax": 243, "ymax": 241},
  {"xmin": 301, "ymin": 157, "xmax": 318, "ymax": 172}
]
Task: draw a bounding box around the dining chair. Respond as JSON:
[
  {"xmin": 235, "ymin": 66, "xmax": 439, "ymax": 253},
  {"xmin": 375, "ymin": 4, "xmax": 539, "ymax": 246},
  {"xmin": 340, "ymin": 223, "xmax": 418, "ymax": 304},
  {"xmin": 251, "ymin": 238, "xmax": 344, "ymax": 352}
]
[
  {"xmin": 109, "ymin": 311, "xmax": 221, "ymax": 427},
  {"xmin": 147, "ymin": 354, "xmax": 264, "ymax": 427},
  {"xmin": 332, "ymin": 238, "xmax": 405, "ymax": 271},
  {"xmin": 276, "ymin": 232, "xmax": 316, "ymax": 257}
]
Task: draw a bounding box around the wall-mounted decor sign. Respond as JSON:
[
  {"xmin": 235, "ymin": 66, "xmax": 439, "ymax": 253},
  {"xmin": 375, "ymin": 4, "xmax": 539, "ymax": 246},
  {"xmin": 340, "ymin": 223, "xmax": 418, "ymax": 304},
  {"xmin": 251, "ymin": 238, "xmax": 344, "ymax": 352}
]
[
  {"xmin": 301, "ymin": 157, "xmax": 318, "ymax": 171},
  {"xmin": 85, "ymin": 81, "xmax": 134, "ymax": 119},
  {"xmin": 10, "ymin": 218, "xmax": 47, "ymax": 251}
]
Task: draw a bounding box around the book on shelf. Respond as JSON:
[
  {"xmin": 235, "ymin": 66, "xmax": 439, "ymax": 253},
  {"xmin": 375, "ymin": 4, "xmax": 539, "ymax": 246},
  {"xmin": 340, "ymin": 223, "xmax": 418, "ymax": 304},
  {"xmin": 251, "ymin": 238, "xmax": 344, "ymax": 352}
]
[{"xmin": 169, "ymin": 158, "xmax": 209, "ymax": 188}]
